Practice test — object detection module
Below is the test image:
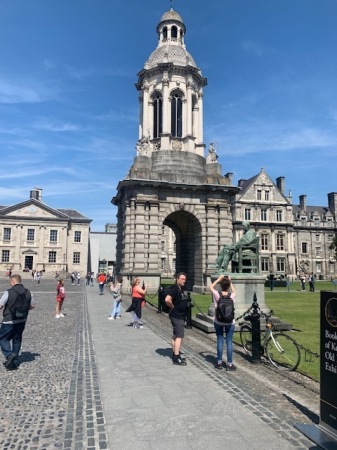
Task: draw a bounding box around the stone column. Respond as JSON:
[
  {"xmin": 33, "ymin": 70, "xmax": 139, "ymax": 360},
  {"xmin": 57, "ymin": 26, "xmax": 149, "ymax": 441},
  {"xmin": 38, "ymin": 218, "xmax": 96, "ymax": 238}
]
[
  {"xmin": 162, "ymin": 76, "xmax": 169, "ymax": 134},
  {"xmin": 186, "ymin": 79, "xmax": 192, "ymax": 137},
  {"xmin": 125, "ymin": 198, "xmax": 136, "ymax": 274},
  {"xmin": 138, "ymin": 95, "xmax": 143, "ymax": 140},
  {"xmin": 198, "ymin": 91, "xmax": 204, "ymax": 144},
  {"xmin": 142, "ymin": 83, "xmax": 149, "ymax": 139}
]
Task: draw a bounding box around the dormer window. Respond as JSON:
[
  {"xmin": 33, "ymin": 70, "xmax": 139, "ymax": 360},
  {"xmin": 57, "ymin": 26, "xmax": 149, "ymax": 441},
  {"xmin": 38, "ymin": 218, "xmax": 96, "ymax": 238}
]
[
  {"xmin": 265, "ymin": 190, "xmax": 270, "ymax": 201},
  {"xmin": 257, "ymin": 190, "xmax": 262, "ymax": 200}
]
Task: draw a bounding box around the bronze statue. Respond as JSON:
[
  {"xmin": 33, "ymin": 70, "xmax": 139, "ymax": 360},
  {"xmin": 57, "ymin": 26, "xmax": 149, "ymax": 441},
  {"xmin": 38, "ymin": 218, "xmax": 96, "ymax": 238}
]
[{"xmin": 215, "ymin": 221, "xmax": 257, "ymax": 272}]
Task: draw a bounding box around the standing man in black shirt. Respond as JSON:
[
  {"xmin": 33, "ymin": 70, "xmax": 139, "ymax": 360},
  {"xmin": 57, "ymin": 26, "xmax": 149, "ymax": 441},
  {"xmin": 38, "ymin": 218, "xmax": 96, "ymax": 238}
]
[{"xmin": 165, "ymin": 272, "xmax": 188, "ymax": 366}]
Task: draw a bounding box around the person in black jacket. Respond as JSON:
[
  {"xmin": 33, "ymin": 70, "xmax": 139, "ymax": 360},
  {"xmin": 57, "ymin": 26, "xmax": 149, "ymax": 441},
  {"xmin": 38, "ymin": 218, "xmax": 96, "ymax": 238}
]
[
  {"xmin": 0, "ymin": 274, "xmax": 35, "ymax": 370},
  {"xmin": 165, "ymin": 272, "xmax": 188, "ymax": 366}
]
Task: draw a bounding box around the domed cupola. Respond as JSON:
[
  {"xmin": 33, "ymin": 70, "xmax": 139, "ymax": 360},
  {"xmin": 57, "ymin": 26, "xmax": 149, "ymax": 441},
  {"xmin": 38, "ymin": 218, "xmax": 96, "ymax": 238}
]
[
  {"xmin": 135, "ymin": 6, "xmax": 207, "ymax": 162},
  {"xmin": 145, "ymin": 9, "xmax": 197, "ymax": 70}
]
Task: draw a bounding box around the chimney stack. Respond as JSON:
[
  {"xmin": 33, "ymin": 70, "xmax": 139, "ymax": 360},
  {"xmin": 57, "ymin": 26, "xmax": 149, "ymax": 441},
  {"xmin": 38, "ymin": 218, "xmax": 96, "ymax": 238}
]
[
  {"xmin": 238, "ymin": 179, "xmax": 247, "ymax": 188},
  {"xmin": 299, "ymin": 194, "xmax": 307, "ymax": 211},
  {"xmin": 276, "ymin": 176, "xmax": 285, "ymax": 195},
  {"xmin": 30, "ymin": 188, "xmax": 42, "ymax": 202}
]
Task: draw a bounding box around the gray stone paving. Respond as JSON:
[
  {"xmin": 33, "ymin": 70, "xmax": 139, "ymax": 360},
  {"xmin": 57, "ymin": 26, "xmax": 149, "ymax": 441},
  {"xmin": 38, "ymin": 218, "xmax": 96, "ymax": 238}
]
[{"xmin": 0, "ymin": 279, "xmax": 321, "ymax": 449}]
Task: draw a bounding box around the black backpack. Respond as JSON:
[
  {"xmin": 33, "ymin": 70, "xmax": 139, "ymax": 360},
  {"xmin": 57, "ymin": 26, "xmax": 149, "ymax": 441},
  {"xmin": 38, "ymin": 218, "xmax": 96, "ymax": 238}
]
[
  {"xmin": 10, "ymin": 289, "xmax": 31, "ymax": 320},
  {"xmin": 215, "ymin": 293, "xmax": 234, "ymax": 323},
  {"xmin": 160, "ymin": 286, "xmax": 172, "ymax": 314}
]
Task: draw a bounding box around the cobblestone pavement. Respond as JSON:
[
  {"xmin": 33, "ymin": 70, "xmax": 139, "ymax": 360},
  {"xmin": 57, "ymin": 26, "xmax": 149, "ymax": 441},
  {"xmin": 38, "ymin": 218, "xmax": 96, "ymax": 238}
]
[
  {"xmin": 0, "ymin": 279, "xmax": 321, "ymax": 449},
  {"xmin": 0, "ymin": 278, "xmax": 107, "ymax": 450}
]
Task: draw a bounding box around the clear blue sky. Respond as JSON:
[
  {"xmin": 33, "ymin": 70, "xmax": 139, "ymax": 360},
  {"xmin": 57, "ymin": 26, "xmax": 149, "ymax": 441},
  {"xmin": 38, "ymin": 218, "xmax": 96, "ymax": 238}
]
[{"xmin": 1, "ymin": 0, "xmax": 336, "ymax": 230}]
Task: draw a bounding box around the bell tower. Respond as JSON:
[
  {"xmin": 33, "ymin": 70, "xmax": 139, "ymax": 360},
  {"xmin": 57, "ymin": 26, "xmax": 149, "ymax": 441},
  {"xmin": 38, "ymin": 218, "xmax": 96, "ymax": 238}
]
[
  {"xmin": 136, "ymin": 8, "xmax": 206, "ymax": 156},
  {"xmin": 112, "ymin": 7, "xmax": 238, "ymax": 292}
]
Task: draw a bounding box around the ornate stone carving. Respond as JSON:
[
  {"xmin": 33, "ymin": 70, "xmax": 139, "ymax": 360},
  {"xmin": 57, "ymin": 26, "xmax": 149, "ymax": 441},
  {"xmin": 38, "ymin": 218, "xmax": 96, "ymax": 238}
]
[
  {"xmin": 172, "ymin": 139, "xmax": 182, "ymax": 151},
  {"xmin": 136, "ymin": 136, "xmax": 150, "ymax": 156}
]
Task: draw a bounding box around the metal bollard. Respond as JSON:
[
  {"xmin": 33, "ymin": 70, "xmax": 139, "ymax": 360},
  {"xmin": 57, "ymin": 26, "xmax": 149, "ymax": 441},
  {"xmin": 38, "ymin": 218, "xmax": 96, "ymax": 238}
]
[
  {"xmin": 158, "ymin": 286, "xmax": 163, "ymax": 313},
  {"xmin": 245, "ymin": 293, "xmax": 261, "ymax": 363},
  {"xmin": 185, "ymin": 292, "xmax": 194, "ymax": 329}
]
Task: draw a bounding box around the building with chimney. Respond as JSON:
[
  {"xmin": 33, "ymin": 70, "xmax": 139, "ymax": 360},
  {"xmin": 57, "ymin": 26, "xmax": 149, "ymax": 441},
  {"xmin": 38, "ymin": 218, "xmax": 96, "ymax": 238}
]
[
  {"xmin": 0, "ymin": 188, "xmax": 91, "ymax": 276},
  {"xmin": 112, "ymin": 6, "xmax": 336, "ymax": 289}
]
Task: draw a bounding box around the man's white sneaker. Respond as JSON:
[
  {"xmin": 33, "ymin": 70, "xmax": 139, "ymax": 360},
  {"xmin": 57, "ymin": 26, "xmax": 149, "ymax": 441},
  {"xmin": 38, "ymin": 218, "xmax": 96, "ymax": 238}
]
[
  {"xmin": 55, "ymin": 314, "xmax": 60, "ymax": 319},
  {"xmin": 108, "ymin": 317, "xmax": 115, "ymax": 320},
  {"xmin": 59, "ymin": 314, "xmax": 65, "ymax": 318}
]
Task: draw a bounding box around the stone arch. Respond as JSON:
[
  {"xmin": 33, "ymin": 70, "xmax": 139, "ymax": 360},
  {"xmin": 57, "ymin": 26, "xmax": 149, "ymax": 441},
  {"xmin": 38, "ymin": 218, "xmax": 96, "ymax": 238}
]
[{"xmin": 163, "ymin": 210, "xmax": 202, "ymax": 290}]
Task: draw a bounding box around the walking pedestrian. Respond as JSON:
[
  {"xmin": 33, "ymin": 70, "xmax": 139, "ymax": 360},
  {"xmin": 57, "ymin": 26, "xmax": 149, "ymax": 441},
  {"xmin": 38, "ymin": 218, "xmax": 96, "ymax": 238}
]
[
  {"xmin": 55, "ymin": 279, "xmax": 66, "ymax": 319},
  {"xmin": 300, "ymin": 273, "xmax": 306, "ymax": 291},
  {"xmin": 269, "ymin": 272, "xmax": 275, "ymax": 291},
  {"xmin": 86, "ymin": 272, "xmax": 91, "ymax": 286},
  {"xmin": 164, "ymin": 272, "xmax": 189, "ymax": 365},
  {"xmin": 126, "ymin": 277, "xmax": 147, "ymax": 329},
  {"xmin": 97, "ymin": 273, "xmax": 106, "ymax": 295},
  {"xmin": 210, "ymin": 274, "xmax": 237, "ymax": 371},
  {"xmin": 36, "ymin": 271, "xmax": 42, "ymax": 284},
  {"xmin": 309, "ymin": 272, "xmax": 316, "ymax": 292},
  {"xmin": 0, "ymin": 274, "xmax": 35, "ymax": 370},
  {"xmin": 109, "ymin": 276, "xmax": 123, "ymax": 320}
]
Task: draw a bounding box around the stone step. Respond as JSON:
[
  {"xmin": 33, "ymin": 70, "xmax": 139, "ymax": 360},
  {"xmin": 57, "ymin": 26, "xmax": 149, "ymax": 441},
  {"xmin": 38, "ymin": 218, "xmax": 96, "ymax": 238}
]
[{"xmin": 192, "ymin": 313, "xmax": 293, "ymax": 333}]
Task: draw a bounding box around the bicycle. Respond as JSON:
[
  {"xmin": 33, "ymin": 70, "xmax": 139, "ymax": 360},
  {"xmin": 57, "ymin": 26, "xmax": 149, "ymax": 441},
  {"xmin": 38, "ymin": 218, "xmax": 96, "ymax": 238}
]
[{"xmin": 240, "ymin": 310, "xmax": 301, "ymax": 371}]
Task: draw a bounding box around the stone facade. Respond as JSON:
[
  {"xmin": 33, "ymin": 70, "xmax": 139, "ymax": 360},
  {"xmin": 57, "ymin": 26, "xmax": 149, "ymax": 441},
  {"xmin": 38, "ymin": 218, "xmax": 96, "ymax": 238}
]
[
  {"xmin": 233, "ymin": 169, "xmax": 337, "ymax": 278},
  {"xmin": 112, "ymin": 7, "xmax": 336, "ymax": 291},
  {"xmin": 89, "ymin": 224, "xmax": 117, "ymax": 276},
  {"xmin": 0, "ymin": 189, "xmax": 91, "ymax": 277}
]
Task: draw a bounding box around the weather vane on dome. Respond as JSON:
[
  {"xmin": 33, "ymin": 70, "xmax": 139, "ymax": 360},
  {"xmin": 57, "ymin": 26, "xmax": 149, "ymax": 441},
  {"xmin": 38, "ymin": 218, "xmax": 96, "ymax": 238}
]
[{"xmin": 170, "ymin": 0, "xmax": 174, "ymax": 10}]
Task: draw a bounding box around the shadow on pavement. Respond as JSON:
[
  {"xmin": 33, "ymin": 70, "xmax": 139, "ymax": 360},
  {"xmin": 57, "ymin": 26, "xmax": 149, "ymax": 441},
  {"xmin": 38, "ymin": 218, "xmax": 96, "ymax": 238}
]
[{"xmin": 155, "ymin": 347, "xmax": 172, "ymax": 359}]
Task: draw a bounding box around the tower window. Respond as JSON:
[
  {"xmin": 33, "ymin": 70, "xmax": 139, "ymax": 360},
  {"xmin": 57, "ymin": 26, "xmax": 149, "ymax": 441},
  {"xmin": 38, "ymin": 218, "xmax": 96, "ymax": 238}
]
[
  {"xmin": 153, "ymin": 93, "xmax": 163, "ymax": 138},
  {"xmin": 171, "ymin": 26, "xmax": 177, "ymax": 39},
  {"xmin": 171, "ymin": 90, "xmax": 183, "ymax": 138},
  {"xmin": 163, "ymin": 26, "xmax": 167, "ymax": 40}
]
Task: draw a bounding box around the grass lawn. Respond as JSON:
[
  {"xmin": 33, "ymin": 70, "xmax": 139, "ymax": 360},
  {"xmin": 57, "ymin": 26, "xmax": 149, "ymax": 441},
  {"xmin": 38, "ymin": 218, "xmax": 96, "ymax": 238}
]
[{"xmin": 189, "ymin": 280, "xmax": 337, "ymax": 381}]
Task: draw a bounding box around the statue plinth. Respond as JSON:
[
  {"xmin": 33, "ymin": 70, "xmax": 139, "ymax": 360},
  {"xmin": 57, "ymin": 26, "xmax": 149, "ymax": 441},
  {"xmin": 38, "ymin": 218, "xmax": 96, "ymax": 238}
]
[{"xmin": 192, "ymin": 273, "xmax": 268, "ymax": 333}]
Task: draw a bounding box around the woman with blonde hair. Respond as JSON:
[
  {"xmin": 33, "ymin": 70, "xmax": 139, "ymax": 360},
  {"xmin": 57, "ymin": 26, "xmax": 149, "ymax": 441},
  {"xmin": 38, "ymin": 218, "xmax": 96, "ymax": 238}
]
[{"xmin": 126, "ymin": 277, "xmax": 147, "ymax": 329}]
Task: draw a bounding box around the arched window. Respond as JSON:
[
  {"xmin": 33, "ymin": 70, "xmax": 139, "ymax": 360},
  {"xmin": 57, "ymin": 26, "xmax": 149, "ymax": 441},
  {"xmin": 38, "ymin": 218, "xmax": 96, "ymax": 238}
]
[
  {"xmin": 153, "ymin": 92, "xmax": 163, "ymax": 139},
  {"xmin": 171, "ymin": 90, "xmax": 183, "ymax": 138},
  {"xmin": 171, "ymin": 26, "xmax": 177, "ymax": 39},
  {"xmin": 163, "ymin": 27, "xmax": 168, "ymax": 40}
]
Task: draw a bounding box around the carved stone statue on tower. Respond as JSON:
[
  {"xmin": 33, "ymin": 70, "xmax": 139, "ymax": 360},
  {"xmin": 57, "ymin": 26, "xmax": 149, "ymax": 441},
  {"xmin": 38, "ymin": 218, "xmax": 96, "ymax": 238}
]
[
  {"xmin": 206, "ymin": 142, "xmax": 218, "ymax": 163},
  {"xmin": 136, "ymin": 135, "xmax": 150, "ymax": 156}
]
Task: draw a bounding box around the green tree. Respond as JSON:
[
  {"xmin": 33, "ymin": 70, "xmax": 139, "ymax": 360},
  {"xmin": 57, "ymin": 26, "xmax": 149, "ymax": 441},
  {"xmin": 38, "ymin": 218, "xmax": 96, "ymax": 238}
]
[{"xmin": 329, "ymin": 234, "xmax": 337, "ymax": 261}]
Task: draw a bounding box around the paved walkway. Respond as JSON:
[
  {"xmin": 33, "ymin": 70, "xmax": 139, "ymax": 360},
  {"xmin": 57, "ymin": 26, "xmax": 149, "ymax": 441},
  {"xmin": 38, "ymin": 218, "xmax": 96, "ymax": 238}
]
[{"xmin": 0, "ymin": 279, "xmax": 320, "ymax": 449}]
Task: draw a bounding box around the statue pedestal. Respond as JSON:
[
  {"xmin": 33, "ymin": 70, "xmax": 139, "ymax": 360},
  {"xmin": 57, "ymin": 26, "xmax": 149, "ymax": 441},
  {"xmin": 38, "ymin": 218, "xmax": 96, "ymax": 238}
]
[{"xmin": 191, "ymin": 274, "xmax": 268, "ymax": 333}]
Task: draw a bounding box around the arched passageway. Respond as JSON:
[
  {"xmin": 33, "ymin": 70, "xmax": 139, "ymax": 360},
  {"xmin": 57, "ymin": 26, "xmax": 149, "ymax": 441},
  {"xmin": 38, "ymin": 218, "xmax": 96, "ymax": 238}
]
[{"xmin": 164, "ymin": 210, "xmax": 202, "ymax": 290}]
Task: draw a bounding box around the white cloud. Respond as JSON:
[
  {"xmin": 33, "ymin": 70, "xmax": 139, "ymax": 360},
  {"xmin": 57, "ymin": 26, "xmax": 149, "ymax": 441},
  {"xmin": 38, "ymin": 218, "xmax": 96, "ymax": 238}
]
[
  {"xmin": 207, "ymin": 119, "xmax": 337, "ymax": 156},
  {"xmin": 241, "ymin": 40, "xmax": 271, "ymax": 57},
  {"xmin": 65, "ymin": 65, "xmax": 130, "ymax": 81},
  {"xmin": 33, "ymin": 118, "xmax": 85, "ymax": 132},
  {"xmin": 0, "ymin": 78, "xmax": 57, "ymax": 104}
]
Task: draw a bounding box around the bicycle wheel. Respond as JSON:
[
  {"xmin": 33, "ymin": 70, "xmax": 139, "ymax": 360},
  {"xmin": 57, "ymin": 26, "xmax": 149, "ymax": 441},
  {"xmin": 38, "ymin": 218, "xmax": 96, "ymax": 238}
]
[
  {"xmin": 266, "ymin": 332, "xmax": 300, "ymax": 371},
  {"xmin": 240, "ymin": 324, "xmax": 252, "ymax": 355}
]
